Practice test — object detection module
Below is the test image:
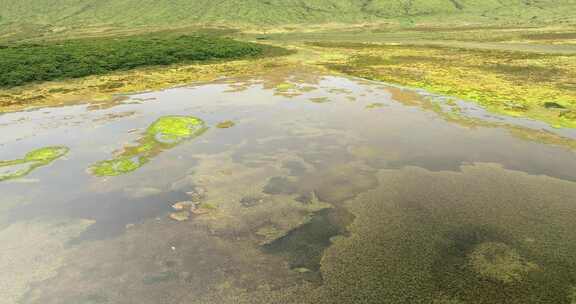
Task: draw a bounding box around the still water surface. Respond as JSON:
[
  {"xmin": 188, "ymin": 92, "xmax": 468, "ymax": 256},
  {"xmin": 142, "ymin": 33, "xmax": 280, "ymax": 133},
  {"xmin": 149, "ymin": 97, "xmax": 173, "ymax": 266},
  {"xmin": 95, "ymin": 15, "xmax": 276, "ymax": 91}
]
[{"xmin": 1, "ymin": 70, "xmax": 576, "ymax": 304}]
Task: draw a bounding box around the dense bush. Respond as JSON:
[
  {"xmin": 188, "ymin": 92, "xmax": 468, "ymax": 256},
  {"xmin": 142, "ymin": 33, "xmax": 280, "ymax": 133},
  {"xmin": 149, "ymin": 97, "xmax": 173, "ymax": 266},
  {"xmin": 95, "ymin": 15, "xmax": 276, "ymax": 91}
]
[{"xmin": 0, "ymin": 35, "xmax": 264, "ymax": 87}]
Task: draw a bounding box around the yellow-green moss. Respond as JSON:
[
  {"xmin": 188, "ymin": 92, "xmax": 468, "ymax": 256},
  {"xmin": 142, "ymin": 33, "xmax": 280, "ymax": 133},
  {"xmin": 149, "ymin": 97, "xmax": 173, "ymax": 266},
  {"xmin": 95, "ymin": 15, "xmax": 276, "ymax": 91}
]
[
  {"xmin": 90, "ymin": 157, "xmax": 144, "ymax": 177},
  {"xmin": 147, "ymin": 116, "xmax": 205, "ymax": 143},
  {"xmin": 89, "ymin": 116, "xmax": 206, "ymax": 177},
  {"xmin": 0, "ymin": 146, "xmax": 69, "ymax": 181}
]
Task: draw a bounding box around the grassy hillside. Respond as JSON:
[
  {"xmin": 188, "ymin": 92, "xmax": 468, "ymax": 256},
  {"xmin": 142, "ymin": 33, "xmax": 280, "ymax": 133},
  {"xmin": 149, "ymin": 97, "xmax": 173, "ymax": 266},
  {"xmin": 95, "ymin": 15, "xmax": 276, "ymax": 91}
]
[{"xmin": 0, "ymin": 0, "xmax": 575, "ymax": 29}]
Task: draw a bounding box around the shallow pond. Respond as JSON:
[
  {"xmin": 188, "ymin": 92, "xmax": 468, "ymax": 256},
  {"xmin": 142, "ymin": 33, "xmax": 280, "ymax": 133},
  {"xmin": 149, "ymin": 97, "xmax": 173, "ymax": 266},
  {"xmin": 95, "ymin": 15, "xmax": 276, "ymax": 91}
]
[{"xmin": 1, "ymin": 69, "xmax": 576, "ymax": 304}]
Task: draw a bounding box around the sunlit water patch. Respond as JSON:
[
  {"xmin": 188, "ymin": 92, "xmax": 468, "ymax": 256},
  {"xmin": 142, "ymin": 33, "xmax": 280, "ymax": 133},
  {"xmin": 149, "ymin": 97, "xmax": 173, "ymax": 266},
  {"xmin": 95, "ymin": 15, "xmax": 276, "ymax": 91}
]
[{"xmin": 1, "ymin": 71, "xmax": 576, "ymax": 304}]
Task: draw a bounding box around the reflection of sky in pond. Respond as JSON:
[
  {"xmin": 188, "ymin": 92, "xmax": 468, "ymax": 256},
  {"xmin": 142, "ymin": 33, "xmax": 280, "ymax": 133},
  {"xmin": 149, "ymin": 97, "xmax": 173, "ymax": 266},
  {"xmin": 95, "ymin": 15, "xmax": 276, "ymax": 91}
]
[{"xmin": 0, "ymin": 72, "xmax": 575, "ymax": 304}]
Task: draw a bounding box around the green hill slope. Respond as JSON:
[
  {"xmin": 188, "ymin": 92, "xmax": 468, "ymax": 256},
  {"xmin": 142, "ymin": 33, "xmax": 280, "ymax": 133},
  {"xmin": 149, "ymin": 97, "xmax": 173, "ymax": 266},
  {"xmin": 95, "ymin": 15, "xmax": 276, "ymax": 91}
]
[{"xmin": 0, "ymin": 0, "xmax": 575, "ymax": 28}]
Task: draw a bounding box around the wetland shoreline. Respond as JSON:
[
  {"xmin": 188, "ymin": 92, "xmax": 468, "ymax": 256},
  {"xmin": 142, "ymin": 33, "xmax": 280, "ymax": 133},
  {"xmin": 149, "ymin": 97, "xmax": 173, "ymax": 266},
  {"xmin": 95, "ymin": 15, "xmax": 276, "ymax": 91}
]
[{"xmin": 1, "ymin": 24, "xmax": 576, "ymax": 304}]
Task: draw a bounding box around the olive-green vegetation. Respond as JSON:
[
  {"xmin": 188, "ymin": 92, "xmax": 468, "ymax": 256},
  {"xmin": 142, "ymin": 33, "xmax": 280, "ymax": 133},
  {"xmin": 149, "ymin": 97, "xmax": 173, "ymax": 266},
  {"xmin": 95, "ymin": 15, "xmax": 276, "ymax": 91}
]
[
  {"xmin": 0, "ymin": 35, "xmax": 265, "ymax": 88},
  {"xmin": 311, "ymin": 164, "xmax": 576, "ymax": 303},
  {"xmin": 0, "ymin": 146, "xmax": 68, "ymax": 181},
  {"xmin": 310, "ymin": 41, "xmax": 576, "ymax": 128},
  {"xmin": 216, "ymin": 120, "xmax": 236, "ymax": 129},
  {"xmin": 255, "ymin": 22, "xmax": 575, "ymax": 46},
  {"xmin": 467, "ymin": 242, "xmax": 539, "ymax": 284},
  {"xmin": 90, "ymin": 116, "xmax": 206, "ymax": 176},
  {"xmin": 0, "ymin": 0, "xmax": 574, "ymax": 29}
]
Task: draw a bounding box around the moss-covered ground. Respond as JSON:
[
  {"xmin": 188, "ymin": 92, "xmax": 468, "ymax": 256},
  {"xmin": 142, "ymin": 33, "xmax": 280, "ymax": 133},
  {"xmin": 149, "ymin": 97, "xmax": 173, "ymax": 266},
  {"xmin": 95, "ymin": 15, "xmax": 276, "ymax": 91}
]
[{"xmin": 0, "ymin": 146, "xmax": 69, "ymax": 181}]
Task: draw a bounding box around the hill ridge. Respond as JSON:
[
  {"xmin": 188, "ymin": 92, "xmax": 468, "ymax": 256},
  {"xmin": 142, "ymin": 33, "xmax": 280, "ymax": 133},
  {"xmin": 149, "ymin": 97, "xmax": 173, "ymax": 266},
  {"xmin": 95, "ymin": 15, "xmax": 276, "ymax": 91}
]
[{"xmin": 0, "ymin": 0, "xmax": 575, "ymax": 28}]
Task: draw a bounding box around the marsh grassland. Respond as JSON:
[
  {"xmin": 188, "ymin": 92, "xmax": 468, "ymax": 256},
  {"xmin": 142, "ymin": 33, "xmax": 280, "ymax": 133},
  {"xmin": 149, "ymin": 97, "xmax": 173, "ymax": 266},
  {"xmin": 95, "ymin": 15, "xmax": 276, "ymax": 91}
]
[
  {"xmin": 1, "ymin": 23, "xmax": 576, "ymax": 304},
  {"xmin": 310, "ymin": 41, "xmax": 576, "ymax": 128}
]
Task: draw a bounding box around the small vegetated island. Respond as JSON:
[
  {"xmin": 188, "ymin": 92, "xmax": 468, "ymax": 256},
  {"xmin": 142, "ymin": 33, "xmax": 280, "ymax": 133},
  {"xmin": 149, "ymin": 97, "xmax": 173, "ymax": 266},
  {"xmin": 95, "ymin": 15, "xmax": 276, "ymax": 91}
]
[
  {"xmin": 90, "ymin": 116, "xmax": 208, "ymax": 176},
  {"xmin": 0, "ymin": 146, "xmax": 69, "ymax": 181},
  {"xmin": 0, "ymin": 35, "xmax": 266, "ymax": 88}
]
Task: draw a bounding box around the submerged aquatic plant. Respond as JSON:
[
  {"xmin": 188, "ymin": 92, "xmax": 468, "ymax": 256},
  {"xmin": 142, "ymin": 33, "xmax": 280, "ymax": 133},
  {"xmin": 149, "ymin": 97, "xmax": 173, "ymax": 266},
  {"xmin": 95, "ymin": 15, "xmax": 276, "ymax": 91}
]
[
  {"xmin": 216, "ymin": 120, "xmax": 235, "ymax": 129},
  {"xmin": 90, "ymin": 116, "xmax": 207, "ymax": 176},
  {"xmin": 468, "ymin": 242, "xmax": 539, "ymax": 284},
  {"xmin": 275, "ymin": 83, "xmax": 296, "ymax": 91},
  {"xmin": 90, "ymin": 157, "xmax": 144, "ymax": 177},
  {"xmin": 570, "ymin": 286, "xmax": 576, "ymax": 304},
  {"xmin": 0, "ymin": 146, "xmax": 69, "ymax": 181}
]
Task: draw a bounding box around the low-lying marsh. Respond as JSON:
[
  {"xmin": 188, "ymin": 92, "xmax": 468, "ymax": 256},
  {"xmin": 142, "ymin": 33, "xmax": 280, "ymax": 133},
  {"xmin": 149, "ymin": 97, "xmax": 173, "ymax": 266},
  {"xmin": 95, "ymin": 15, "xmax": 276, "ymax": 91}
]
[
  {"xmin": 308, "ymin": 41, "xmax": 576, "ymax": 128},
  {"xmin": 1, "ymin": 25, "xmax": 576, "ymax": 304}
]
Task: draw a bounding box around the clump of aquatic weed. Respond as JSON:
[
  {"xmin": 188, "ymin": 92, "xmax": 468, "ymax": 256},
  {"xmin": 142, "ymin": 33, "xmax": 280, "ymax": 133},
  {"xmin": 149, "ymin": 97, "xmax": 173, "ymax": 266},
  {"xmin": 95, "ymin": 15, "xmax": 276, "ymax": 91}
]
[
  {"xmin": 216, "ymin": 120, "xmax": 236, "ymax": 128},
  {"xmin": 431, "ymin": 225, "xmax": 569, "ymax": 303},
  {"xmin": 468, "ymin": 242, "xmax": 539, "ymax": 283},
  {"xmin": 0, "ymin": 146, "xmax": 69, "ymax": 181},
  {"xmin": 90, "ymin": 116, "xmax": 207, "ymax": 176},
  {"xmin": 0, "ymin": 46, "xmax": 293, "ymax": 113}
]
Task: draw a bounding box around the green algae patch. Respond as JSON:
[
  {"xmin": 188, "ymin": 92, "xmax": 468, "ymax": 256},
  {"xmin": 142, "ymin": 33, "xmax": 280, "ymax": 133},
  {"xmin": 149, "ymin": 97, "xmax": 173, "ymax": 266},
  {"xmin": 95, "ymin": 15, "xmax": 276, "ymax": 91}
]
[
  {"xmin": 147, "ymin": 116, "xmax": 205, "ymax": 143},
  {"xmin": 25, "ymin": 146, "xmax": 69, "ymax": 162},
  {"xmin": 90, "ymin": 116, "xmax": 207, "ymax": 177},
  {"xmin": 90, "ymin": 157, "xmax": 144, "ymax": 177},
  {"xmin": 0, "ymin": 146, "xmax": 69, "ymax": 182}
]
